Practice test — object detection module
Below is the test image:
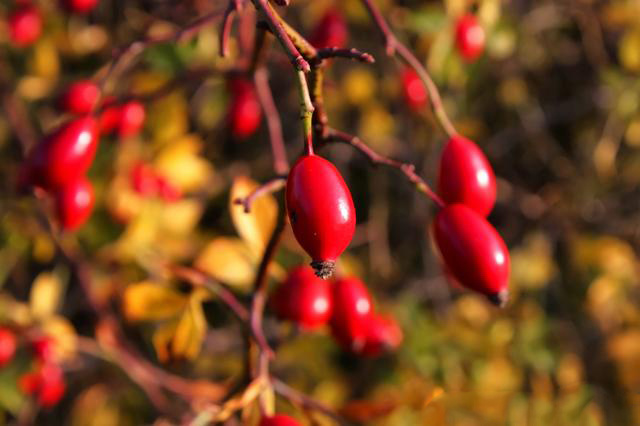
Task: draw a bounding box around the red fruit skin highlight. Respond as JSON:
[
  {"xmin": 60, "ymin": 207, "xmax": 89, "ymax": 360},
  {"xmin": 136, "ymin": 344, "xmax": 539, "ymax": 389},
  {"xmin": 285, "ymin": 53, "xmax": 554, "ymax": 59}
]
[
  {"xmin": 0, "ymin": 328, "xmax": 17, "ymax": 367},
  {"xmin": 431, "ymin": 204, "xmax": 510, "ymax": 306},
  {"xmin": 286, "ymin": 154, "xmax": 356, "ymax": 278},
  {"xmin": 438, "ymin": 135, "xmax": 496, "ymax": 217},
  {"xmin": 329, "ymin": 277, "xmax": 373, "ymax": 351},
  {"xmin": 272, "ymin": 266, "xmax": 333, "ymax": 329},
  {"xmin": 455, "ymin": 14, "xmax": 485, "ymax": 62},
  {"xmin": 30, "ymin": 117, "xmax": 99, "ymax": 189},
  {"xmin": 9, "ymin": 5, "xmax": 42, "ymax": 47},
  {"xmin": 61, "ymin": 80, "xmax": 101, "ymax": 115},
  {"xmin": 55, "ymin": 176, "xmax": 95, "ymax": 230}
]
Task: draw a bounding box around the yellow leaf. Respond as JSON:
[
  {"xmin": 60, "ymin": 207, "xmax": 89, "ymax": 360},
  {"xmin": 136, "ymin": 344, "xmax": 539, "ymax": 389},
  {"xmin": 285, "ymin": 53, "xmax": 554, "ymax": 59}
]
[
  {"xmin": 122, "ymin": 281, "xmax": 187, "ymax": 322},
  {"xmin": 230, "ymin": 177, "xmax": 278, "ymax": 256},
  {"xmin": 148, "ymin": 91, "xmax": 190, "ymax": 142},
  {"xmin": 152, "ymin": 320, "xmax": 178, "ymax": 363},
  {"xmin": 194, "ymin": 237, "xmax": 255, "ymax": 290},
  {"xmin": 154, "ymin": 134, "xmax": 215, "ymax": 192},
  {"xmin": 30, "ymin": 272, "xmax": 64, "ymax": 319},
  {"xmin": 171, "ymin": 296, "xmax": 207, "ymax": 360},
  {"xmin": 160, "ymin": 199, "xmax": 204, "ymax": 235},
  {"xmin": 40, "ymin": 316, "xmax": 78, "ymax": 362}
]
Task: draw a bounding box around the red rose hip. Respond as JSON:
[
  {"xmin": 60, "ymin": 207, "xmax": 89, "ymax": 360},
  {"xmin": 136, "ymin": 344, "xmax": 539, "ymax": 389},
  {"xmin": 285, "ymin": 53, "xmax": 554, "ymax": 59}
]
[
  {"xmin": 60, "ymin": 80, "xmax": 101, "ymax": 115},
  {"xmin": 455, "ymin": 14, "xmax": 485, "ymax": 62},
  {"xmin": 118, "ymin": 101, "xmax": 145, "ymax": 138},
  {"xmin": 0, "ymin": 328, "xmax": 17, "ymax": 367},
  {"xmin": 359, "ymin": 314, "xmax": 403, "ymax": 357},
  {"xmin": 228, "ymin": 79, "xmax": 261, "ymax": 139},
  {"xmin": 309, "ymin": 9, "xmax": 348, "ymax": 49},
  {"xmin": 438, "ymin": 135, "xmax": 496, "ymax": 216},
  {"xmin": 431, "ymin": 204, "xmax": 510, "ymax": 306},
  {"xmin": 401, "ymin": 68, "xmax": 427, "ymax": 111},
  {"xmin": 286, "ymin": 154, "xmax": 356, "ymax": 278},
  {"xmin": 260, "ymin": 414, "xmax": 300, "ymax": 426},
  {"xmin": 55, "ymin": 177, "xmax": 95, "ymax": 230},
  {"xmin": 329, "ymin": 277, "xmax": 373, "ymax": 352},
  {"xmin": 30, "ymin": 116, "xmax": 99, "ymax": 189},
  {"xmin": 272, "ymin": 266, "xmax": 332, "ymax": 329},
  {"xmin": 63, "ymin": 0, "xmax": 99, "ymax": 14},
  {"xmin": 9, "ymin": 5, "xmax": 42, "ymax": 47}
]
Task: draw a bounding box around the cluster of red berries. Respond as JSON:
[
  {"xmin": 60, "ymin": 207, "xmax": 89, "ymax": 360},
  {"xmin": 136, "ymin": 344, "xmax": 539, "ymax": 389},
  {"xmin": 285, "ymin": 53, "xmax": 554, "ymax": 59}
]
[
  {"xmin": 435, "ymin": 135, "xmax": 510, "ymax": 305},
  {"xmin": 272, "ymin": 266, "xmax": 402, "ymax": 357},
  {"xmin": 0, "ymin": 329, "xmax": 66, "ymax": 408},
  {"xmin": 454, "ymin": 14, "xmax": 485, "ymax": 62},
  {"xmin": 228, "ymin": 78, "xmax": 262, "ymax": 140},
  {"xmin": 8, "ymin": 0, "xmax": 100, "ymax": 48},
  {"xmin": 20, "ymin": 80, "xmax": 146, "ymax": 230},
  {"xmin": 130, "ymin": 162, "xmax": 181, "ymax": 202}
]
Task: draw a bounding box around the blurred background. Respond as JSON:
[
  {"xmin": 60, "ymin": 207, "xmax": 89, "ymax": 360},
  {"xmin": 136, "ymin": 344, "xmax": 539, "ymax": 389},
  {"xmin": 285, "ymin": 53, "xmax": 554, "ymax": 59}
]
[{"xmin": 1, "ymin": 0, "xmax": 640, "ymax": 424}]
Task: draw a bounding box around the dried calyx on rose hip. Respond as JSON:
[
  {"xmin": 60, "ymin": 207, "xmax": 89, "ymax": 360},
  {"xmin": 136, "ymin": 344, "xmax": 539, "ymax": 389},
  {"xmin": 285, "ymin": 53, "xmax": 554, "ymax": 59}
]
[
  {"xmin": 438, "ymin": 135, "xmax": 496, "ymax": 217},
  {"xmin": 455, "ymin": 13, "xmax": 485, "ymax": 62},
  {"xmin": 431, "ymin": 204, "xmax": 510, "ymax": 306},
  {"xmin": 8, "ymin": 4, "xmax": 42, "ymax": 47},
  {"xmin": 286, "ymin": 153, "xmax": 355, "ymax": 279},
  {"xmin": 228, "ymin": 77, "xmax": 262, "ymax": 140},
  {"xmin": 259, "ymin": 414, "xmax": 301, "ymax": 426},
  {"xmin": 271, "ymin": 266, "xmax": 332, "ymax": 330}
]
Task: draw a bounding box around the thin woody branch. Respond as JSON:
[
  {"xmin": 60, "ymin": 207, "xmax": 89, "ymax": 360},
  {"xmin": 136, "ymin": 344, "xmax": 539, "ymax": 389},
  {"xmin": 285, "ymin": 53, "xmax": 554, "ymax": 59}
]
[
  {"xmin": 250, "ymin": 0, "xmax": 310, "ymax": 72},
  {"xmin": 233, "ymin": 176, "xmax": 286, "ymax": 213},
  {"xmin": 315, "ymin": 47, "xmax": 375, "ymax": 63},
  {"xmin": 254, "ymin": 68, "xmax": 289, "ymax": 175},
  {"xmin": 359, "ymin": 0, "xmax": 458, "ymax": 138},
  {"xmin": 321, "ymin": 128, "xmax": 445, "ymax": 207},
  {"xmin": 220, "ymin": 0, "xmax": 244, "ymax": 57}
]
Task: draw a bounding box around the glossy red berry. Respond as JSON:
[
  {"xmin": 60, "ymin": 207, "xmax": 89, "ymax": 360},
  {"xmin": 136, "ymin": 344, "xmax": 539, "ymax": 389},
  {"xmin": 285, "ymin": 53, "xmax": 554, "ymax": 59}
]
[
  {"xmin": 9, "ymin": 5, "xmax": 42, "ymax": 47},
  {"xmin": 438, "ymin": 135, "xmax": 496, "ymax": 217},
  {"xmin": 359, "ymin": 314, "xmax": 403, "ymax": 356},
  {"xmin": 30, "ymin": 117, "xmax": 99, "ymax": 189},
  {"xmin": 0, "ymin": 328, "xmax": 17, "ymax": 367},
  {"xmin": 329, "ymin": 277, "xmax": 373, "ymax": 351},
  {"xmin": 31, "ymin": 336, "xmax": 55, "ymax": 363},
  {"xmin": 455, "ymin": 14, "xmax": 485, "ymax": 62},
  {"xmin": 118, "ymin": 101, "xmax": 145, "ymax": 138},
  {"xmin": 98, "ymin": 97, "xmax": 121, "ymax": 134},
  {"xmin": 286, "ymin": 154, "xmax": 356, "ymax": 278},
  {"xmin": 259, "ymin": 414, "xmax": 301, "ymax": 426},
  {"xmin": 63, "ymin": 0, "xmax": 99, "ymax": 14},
  {"xmin": 19, "ymin": 362, "xmax": 66, "ymax": 408},
  {"xmin": 229, "ymin": 79, "xmax": 261, "ymax": 139},
  {"xmin": 272, "ymin": 266, "xmax": 332, "ymax": 330},
  {"xmin": 60, "ymin": 80, "xmax": 101, "ymax": 115},
  {"xmin": 310, "ymin": 9, "xmax": 348, "ymax": 49},
  {"xmin": 55, "ymin": 176, "xmax": 95, "ymax": 230},
  {"xmin": 431, "ymin": 204, "xmax": 510, "ymax": 306},
  {"xmin": 401, "ymin": 68, "xmax": 427, "ymax": 111},
  {"xmin": 130, "ymin": 163, "xmax": 158, "ymax": 197}
]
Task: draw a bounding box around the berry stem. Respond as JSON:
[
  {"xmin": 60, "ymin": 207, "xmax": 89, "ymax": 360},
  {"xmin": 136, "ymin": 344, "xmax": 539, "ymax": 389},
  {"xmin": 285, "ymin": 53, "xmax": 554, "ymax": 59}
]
[
  {"xmin": 360, "ymin": 0, "xmax": 458, "ymax": 139},
  {"xmin": 295, "ymin": 70, "xmax": 315, "ymax": 156},
  {"xmin": 254, "ymin": 68, "xmax": 289, "ymax": 174}
]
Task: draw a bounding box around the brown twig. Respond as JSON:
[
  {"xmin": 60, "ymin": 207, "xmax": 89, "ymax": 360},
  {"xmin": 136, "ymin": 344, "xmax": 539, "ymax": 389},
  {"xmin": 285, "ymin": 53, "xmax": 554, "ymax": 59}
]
[
  {"xmin": 254, "ymin": 68, "xmax": 289, "ymax": 175},
  {"xmin": 170, "ymin": 265, "xmax": 250, "ymax": 321},
  {"xmin": 315, "ymin": 47, "xmax": 375, "ymax": 63},
  {"xmin": 220, "ymin": 0, "xmax": 244, "ymax": 57},
  {"xmin": 249, "ymin": 214, "xmax": 286, "ymax": 360},
  {"xmin": 250, "ymin": 0, "xmax": 310, "ymax": 72},
  {"xmin": 359, "ymin": 0, "xmax": 457, "ymax": 138},
  {"xmin": 233, "ymin": 176, "xmax": 287, "ymax": 213},
  {"xmin": 322, "ymin": 128, "xmax": 444, "ymax": 207},
  {"xmin": 271, "ymin": 378, "xmax": 346, "ymax": 424}
]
